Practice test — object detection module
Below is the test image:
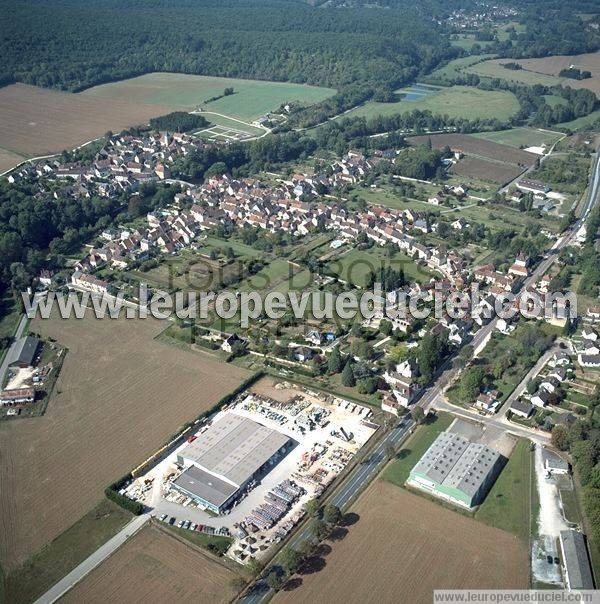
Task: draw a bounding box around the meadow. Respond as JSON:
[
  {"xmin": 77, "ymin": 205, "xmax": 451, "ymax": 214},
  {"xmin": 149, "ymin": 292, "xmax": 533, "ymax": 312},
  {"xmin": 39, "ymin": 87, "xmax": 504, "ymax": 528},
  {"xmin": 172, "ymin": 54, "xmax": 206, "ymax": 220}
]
[
  {"xmin": 344, "ymin": 85, "xmax": 520, "ymax": 122},
  {"xmin": 81, "ymin": 72, "xmax": 336, "ymax": 121}
]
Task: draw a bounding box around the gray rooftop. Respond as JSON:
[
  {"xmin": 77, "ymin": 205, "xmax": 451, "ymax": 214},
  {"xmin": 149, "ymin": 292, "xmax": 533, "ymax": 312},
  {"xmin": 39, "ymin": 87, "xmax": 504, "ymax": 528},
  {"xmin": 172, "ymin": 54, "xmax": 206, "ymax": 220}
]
[
  {"xmin": 8, "ymin": 336, "xmax": 39, "ymax": 368},
  {"xmin": 411, "ymin": 432, "xmax": 501, "ymax": 497},
  {"xmin": 179, "ymin": 413, "xmax": 290, "ymax": 487},
  {"xmin": 560, "ymin": 530, "xmax": 595, "ymax": 589},
  {"xmin": 172, "ymin": 464, "xmax": 237, "ymax": 508},
  {"xmin": 510, "ymin": 399, "xmax": 534, "ymax": 415}
]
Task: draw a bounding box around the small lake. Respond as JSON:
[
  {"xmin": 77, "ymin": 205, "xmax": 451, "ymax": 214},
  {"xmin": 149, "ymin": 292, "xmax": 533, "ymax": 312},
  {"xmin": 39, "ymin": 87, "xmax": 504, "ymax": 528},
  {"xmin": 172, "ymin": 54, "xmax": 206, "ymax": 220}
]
[{"xmin": 397, "ymin": 83, "xmax": 440, "ymax": 102}]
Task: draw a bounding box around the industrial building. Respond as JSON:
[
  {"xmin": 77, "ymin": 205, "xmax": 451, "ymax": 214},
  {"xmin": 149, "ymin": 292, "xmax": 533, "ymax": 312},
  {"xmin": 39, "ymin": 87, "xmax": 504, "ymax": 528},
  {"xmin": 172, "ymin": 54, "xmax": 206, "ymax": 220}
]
[
  {"xmin": 560, "ymin": 530, "xmax": 595, "ymax": 590},
  {"xmin": 8, "ymin": 335, "xmax": 40, "ymax": 369},
  {"xmin": 407, "ymin": 431, "xmax": 503, "ymax": 509},
  {"xmin": 172, "ymin": 413, "xmax": 292, "ymax": 513}
]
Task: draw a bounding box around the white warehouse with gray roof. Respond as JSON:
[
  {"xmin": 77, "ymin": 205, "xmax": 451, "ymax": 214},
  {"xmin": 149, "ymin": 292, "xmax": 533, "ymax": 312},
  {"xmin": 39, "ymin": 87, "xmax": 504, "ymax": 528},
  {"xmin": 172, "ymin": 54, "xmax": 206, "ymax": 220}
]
[
  {"xmin": 172, "ymin": 413, "xmax": 293, "ymax": 513},
  {"xmin": 407, "ymin": 431, "xmax": 504, "ymax": 509}
]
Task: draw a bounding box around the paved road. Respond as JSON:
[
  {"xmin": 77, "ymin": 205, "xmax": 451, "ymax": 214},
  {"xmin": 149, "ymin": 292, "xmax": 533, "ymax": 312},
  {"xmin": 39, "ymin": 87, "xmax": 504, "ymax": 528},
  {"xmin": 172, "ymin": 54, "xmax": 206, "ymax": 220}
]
[
  {"xmin": 0, "ymin": 313, "xmax": 29, "ymax": 385},
  {"xmin": 240, "ymin": 417, "xmax": 415, "ymax": 604},
  {"xmin": 33, "ymin": 514, "xmax": 150, "ymax": 604}
]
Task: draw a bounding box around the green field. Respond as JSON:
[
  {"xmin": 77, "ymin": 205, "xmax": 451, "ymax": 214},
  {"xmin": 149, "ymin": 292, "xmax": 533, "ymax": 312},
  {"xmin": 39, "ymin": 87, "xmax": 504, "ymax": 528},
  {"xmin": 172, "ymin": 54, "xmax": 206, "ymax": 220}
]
[
  {"xmin": 475, "ymin": 439, "xmax": 533, "ymax": 543},
  {"xmin": 81, "ymin": 72, "xmax": 336, "ymax": 121},
  {"xmin": 472, "ymin": 127, "xmax": 564, "ymax": 149},
  {"xmin": 326, "ymin": 247, "xmax": 432, "ymax": 288},
  {"xmin": 344, "ymin": 85, "xmax": 520, "ymax": 122},
  {"xmin": 449, "ymin": 35, "xmax": 493, "ymax": 51},
  {"xmin": 557, "ymin": 108, "xmax": 600, "ymax": 132},
  {"xmin": 465, "ymin": 60, "xmax": 562, "ymax": 87},
  {"xmin": 5, "ymin": 500, "xmax": 131, "ymax": 603},
  {"xmin": 427, "ymin": 54, "xmax": 496, "ymax": 80},
  {"xmin": 382, "ymin": 412, "xmax": 454, "ymax": 487}
]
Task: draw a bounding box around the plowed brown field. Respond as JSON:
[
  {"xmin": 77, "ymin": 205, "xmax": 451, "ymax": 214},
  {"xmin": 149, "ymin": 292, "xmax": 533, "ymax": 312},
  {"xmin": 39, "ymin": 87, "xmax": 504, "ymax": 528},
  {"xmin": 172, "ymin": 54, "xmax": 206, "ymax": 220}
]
[
  {"xmin": 274, "ymin": 481, "xmax": 529, "ymax": 604},
  {"xmin": 61, "ymin": 524, "xmax": 240, "ymax": 604},
  {"xmin": 0, "ymin": 312, "xmax": 248, "ymax": 571}
]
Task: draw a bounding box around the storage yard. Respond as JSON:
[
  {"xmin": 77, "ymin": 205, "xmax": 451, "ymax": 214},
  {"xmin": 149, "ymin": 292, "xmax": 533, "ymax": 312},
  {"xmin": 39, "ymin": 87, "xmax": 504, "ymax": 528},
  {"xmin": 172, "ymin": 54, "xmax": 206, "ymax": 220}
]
[
  {"xmin": 121, "ymin": 377, "xmax": 377, "ymax": 564},
  {"xmin": 273, "ymin": 481, "xmax": 529, "ymax": 603}
]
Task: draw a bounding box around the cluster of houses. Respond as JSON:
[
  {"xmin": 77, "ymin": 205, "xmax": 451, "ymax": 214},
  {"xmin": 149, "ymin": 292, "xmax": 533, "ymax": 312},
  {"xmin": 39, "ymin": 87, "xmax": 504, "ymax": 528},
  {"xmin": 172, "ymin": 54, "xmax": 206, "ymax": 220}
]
[
  {"xmin": 509, "ymin": 178, "xmax": 556, "ymax": 213},
  {"xmin": 7, "ymin": 130, "xmax": 212, "ymax": 197}
]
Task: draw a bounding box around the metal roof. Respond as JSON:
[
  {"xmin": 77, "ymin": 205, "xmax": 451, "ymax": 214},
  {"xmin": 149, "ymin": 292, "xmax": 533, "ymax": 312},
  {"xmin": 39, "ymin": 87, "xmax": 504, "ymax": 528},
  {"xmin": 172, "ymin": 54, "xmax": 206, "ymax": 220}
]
[
  {"xmin": 560, "ymin": 530, "xmax": 595, "ymax": 590},
  {"xmin": 179, "ymin": 413, "xmax": 291, "ymax": 488},
  {"xmin": 8, "ymin": 336, "xmax": 39, "ymax": 367},
  {"xmin": 411, "ymin": 432, "xmax": 501, "ymax": 498},
  {"xmin": 172, "ymin": 464, "xmax": 237, "ymax": 508}
]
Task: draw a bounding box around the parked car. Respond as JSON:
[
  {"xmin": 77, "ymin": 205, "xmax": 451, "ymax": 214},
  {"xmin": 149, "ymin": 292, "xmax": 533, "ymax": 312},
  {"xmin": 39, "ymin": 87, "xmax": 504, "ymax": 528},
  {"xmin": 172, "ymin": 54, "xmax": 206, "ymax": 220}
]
[
  {"xmin": 547, "ymin": 555, "xmax": 553, "ymax": 564},
  {"xmin": 183, "ymin": 520, "xmax": 190, "ymax": 530},
  {"xmin": 190, "ymin": 523, "xmax": 197, "ymax": 531},
  {"xmin": 159, "ymin": 514, "xmax": 167, "ymax": 522},
  {"xmin": 168, "ymin": 517, "xmax": 176, "ymax": 525},
  {"xmin": 554, "ymin": 557, "xmax": 560, "ymax": 564},
  {"xmin": 178, "ymin": 520, "xmax": 184, "ymax": 528}
]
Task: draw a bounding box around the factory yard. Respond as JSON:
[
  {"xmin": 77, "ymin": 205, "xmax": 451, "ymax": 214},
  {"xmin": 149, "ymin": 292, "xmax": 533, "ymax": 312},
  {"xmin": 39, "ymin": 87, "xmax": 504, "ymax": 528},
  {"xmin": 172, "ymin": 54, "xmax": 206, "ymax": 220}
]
[
  {"xmin": 61, "ymin": 523, "xmax": 241, "ymax": 604},
  {"xmin": 0, "ymin": 311, "xmax": 248, "ymax": 574},
  {"xmin": 273, "ymin": 481, "xmax": 529, "ymax": 604},
  {"xmin": 122, "ymin": 377, "xmax": 377, "ymax": 564}
]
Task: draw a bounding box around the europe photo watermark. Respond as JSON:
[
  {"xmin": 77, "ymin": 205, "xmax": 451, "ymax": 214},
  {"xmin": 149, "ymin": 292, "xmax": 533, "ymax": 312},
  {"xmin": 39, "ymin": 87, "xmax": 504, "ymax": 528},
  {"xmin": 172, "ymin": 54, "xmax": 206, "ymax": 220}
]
[{"xmin": 21, "ymin": 281, "xmax": 578, "ymax": 328}]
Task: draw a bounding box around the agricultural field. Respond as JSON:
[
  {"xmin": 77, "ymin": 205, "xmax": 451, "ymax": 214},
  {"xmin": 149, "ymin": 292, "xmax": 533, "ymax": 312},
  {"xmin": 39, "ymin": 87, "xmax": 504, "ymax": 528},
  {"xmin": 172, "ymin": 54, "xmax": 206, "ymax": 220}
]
[
  {"xmin": 0, "ymin": 148, "xmax": 25, "ymax": 174},
  {"xmin": 472, "ymin": 127, "xmax": 564, "ymax": 150},
  {"xmin": 0, "ymin": 311, "xmax": 249, "ymax": 574},
  {"xmin": 427, "ymin": 54, "xmax": 496, "ymax": 81},
  {"xmin": 450, "ymin": 156, "xmax": 525, "ymax": 185},
  {"xmin": 273, "ymin": 481, "xmax": 529, "ymax": 604},
  {"xmin": 0, "ymin": 83, "xmax": 173, "ymax": 160},
  {"xmin": 61, "ymin": 524, "xmax": 241, "ymax": 604},
  {"xmin": 464, "ymin": 52, "xmax": 600, "ymax": 95},
  {"xmin": 81, "ymin": 72, "xmax": 335, "ymax": 121},
  {"xmin": 344, "ymin": 85, "xmax": 520, "ymax": 122},
  {"xmin": 407, "ymin": 133, "xmax": 537, "ymax": 166}
]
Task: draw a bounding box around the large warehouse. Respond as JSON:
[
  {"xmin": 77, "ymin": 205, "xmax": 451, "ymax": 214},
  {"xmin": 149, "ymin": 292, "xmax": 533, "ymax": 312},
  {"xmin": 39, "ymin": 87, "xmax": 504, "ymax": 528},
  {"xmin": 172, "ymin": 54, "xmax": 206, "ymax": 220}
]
[
  {"xmin": 407, "ymin": 431, "xmax": 503, "ymax": 509},
  {"xmin": 172, "ymin": 413, "xmax": 292, "ymax": 513}
]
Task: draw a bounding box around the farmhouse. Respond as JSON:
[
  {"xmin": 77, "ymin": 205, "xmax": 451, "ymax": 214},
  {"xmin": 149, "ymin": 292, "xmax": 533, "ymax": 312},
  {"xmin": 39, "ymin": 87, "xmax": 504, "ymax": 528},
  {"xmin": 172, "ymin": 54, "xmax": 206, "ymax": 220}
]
[
  {"xmin": 559, "ymin": 530, "xmax": 595, "ymax": 590},
  {"xmin": 8, "ymin": 335, "xmax": 40, "ymax": 368},
  {"xmin": 516, "ymin": 178, "xmax": 551, "ymax": 195},
  {"xmin": 173, "ymin": 413, "xmax": 292, "ymax": 513},
  {"xmin": 407, "ymin": 431, "xmax": 503, "ymax": 509},
  {"xmin": 0, "ymin": 387, "xmax": 36, "ymax": 406},
  {"xmin": 71, "ymin": 270, "xmax": 108, "ymax": 294}
]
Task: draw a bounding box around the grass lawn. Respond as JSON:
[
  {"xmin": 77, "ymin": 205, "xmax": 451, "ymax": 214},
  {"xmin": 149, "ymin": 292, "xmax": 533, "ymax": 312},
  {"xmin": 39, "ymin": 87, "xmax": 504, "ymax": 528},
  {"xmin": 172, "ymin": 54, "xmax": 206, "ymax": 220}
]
[
  {"xmin": 344, "ymin": 85, "xmax": 519, "ymax": 122},
  {"xmin": 382, "ymin": 412, "xmax": 453, "ymax": 487},
  {"xmin": 160, "ymin": 524, "xmax": 233, "ymax": 557},
  {"xmin": 0, "ymin": 293, "xmax": 21, "ymax": 362},
  {"xmin": 560, "ymin": 488, "xmax": 582, "ymax": 525},
  {"xmin": 456, "ymin": 202, "xmax": 560, "ymax": 234},
  {"xmin": 326, "ymin": 247, "xmax": 433, "ymax": 288},
  {"xmin": 475, "ymin": 439, "xmax": 533, "ymax": 543},
  {"xmin": 81, "ymin": 72, "xmax": 335, "ymax": 121},
  {"xmin": 198, "ymin": 236, "xmax": 262, "ymax": 258},
  {"xmin": 356, "ymin": 185, "xmax": 437, "ymax": 211},
  {"xmin": 472, "ymin": 127, "xmax": 564, "ymax": 149},
  {"xmin": 5, "ymin": 499, "xmax": 131, "ymax": 603}
]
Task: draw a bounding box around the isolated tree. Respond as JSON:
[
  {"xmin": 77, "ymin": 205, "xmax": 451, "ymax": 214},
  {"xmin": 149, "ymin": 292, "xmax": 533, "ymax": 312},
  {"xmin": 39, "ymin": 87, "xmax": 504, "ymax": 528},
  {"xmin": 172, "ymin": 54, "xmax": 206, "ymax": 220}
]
[
  {"xmin": 328, "ymin": 346, "xmax": 344, "ymax": 374},
  {"xmin": 323, "ymin": 503, "xmax": 342, "ymax": 526},
  {"xmin": 304, "ymin": 498, "xmax": 321, "ymax": 518},
  {"xmin": 551, "ymin": 425, "xmax": 569, "ymax": 451},
  {"xmin": 266, "ymin": 570, "xmax": 284, "ymax": 592},
  {"xmin": 341, "ymin": 361, "xmax": 356, "ymax": 387},
  {"xmin": 410, "ymin": 406, "xmax": 425, "ymax": 424},
  {"xmin": 384, "ymin": 442, "xmax": 396, "ymax": 461},
  {"xmin": 280, "ymin": 547, "xmax": 302, "ymax": 575},
  {"xmin": 310, "ymin": 518, "xmax": 330, "ymax": 541}
]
